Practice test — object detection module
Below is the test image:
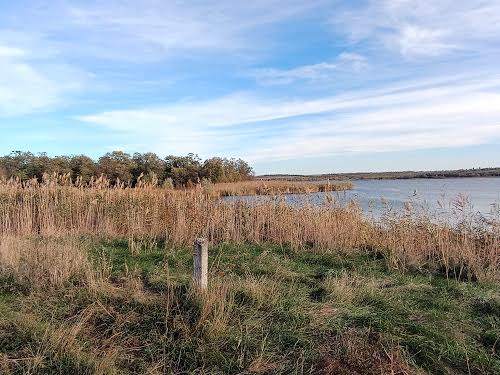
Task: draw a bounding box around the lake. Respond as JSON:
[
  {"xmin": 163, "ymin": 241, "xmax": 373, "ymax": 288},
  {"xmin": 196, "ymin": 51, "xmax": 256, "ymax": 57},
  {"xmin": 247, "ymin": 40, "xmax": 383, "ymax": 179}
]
[{"xmin": 226, "ymin": 177, "xmax": 500, "ymax": 222}]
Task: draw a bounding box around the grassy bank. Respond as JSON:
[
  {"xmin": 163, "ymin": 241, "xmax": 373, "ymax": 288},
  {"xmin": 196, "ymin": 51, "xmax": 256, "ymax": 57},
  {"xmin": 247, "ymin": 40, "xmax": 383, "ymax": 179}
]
[
  {"xmin": 0, "ymin": 178, "xmax": 499, "ymax": 374},
  {"xmin": 0, "ymin": 238, "xmax": 499, "ymax": 374}
]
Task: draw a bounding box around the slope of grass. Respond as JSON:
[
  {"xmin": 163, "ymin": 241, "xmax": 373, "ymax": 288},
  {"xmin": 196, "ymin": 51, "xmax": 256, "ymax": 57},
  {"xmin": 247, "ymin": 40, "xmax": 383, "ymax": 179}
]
[{"xmin": 1, "ymin": 241, "xmax": 499, "ymax": 374}]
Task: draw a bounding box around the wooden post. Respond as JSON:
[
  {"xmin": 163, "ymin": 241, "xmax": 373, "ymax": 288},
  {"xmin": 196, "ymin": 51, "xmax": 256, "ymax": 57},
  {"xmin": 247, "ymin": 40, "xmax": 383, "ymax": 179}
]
[{"xmin": 193, "ymin": 238, "xmax": 208, "ymax": 290}]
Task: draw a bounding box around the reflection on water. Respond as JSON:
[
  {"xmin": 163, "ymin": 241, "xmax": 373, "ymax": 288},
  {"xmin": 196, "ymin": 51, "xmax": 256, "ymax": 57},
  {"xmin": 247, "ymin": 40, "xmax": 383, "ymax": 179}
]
[{"xmin": 224, "ymin": 177, "xmax": 500, "ymax": 223}]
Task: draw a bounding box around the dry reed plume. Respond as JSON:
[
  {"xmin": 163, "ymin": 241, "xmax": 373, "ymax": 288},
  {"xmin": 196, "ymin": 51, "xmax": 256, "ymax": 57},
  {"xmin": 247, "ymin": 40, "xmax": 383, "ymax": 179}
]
[
  {"xmin": 0, "ymin": 176, "xmax": 498, "ymax": 282},
  {"xmin": 206, "ymin": 179, "xmax": 353, "ymax": 196}
]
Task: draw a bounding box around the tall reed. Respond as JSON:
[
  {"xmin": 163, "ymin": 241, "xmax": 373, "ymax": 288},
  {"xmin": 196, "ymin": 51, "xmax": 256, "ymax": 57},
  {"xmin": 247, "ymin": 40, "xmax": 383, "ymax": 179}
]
[
  {"xmin": 206, "ymin": 179, "xmax": 352, "ymax": 196},
  {"xmin": 0, "ymin": 176, "xmax": 498, "ymax": 282}
]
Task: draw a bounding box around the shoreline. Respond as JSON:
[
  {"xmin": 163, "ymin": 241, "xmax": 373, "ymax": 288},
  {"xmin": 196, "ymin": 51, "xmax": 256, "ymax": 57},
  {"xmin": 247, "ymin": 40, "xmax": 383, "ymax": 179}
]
[{"xmin": 257, "ymin": 167, "xmax": 500, "ymax": 181}]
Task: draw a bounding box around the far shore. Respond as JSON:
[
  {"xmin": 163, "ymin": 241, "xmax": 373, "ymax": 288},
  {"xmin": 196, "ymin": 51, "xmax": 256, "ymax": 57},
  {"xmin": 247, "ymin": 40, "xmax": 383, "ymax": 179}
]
[{"xmin": 257, "ymin": 167, "xmax": 500, "ymax": 181}]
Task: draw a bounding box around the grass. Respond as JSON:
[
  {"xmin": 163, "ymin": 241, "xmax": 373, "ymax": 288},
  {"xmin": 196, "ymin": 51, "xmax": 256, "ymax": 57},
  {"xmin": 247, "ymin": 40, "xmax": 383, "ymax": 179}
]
[{"xmin": 1, "ymin": 239, "xmax": 499, "ymax": 374}]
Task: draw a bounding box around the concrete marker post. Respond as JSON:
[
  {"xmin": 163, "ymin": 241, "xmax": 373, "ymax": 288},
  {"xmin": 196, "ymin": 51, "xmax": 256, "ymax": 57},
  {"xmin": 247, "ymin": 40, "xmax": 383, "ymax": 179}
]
[{"xmin": 193, "ymin": 238, "xmax": 208, "ymax": 290}]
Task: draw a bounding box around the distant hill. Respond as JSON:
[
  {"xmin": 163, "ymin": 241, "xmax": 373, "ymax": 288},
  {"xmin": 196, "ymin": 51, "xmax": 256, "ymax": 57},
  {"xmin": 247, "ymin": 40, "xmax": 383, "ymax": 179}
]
[{"xmin": 257, "ymin": 167, "xmax": 500, "ymax": 181}]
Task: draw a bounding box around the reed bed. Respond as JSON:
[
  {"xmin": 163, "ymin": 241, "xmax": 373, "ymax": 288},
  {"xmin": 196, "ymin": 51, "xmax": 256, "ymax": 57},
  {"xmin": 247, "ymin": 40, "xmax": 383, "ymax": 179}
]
[
  {"xmin": 207, "ymin": 179, "xmax": 353, "ymax": 196},
  {"xmin": 0, "ymin": 176, "xmax": 498, "ymax": 282}
]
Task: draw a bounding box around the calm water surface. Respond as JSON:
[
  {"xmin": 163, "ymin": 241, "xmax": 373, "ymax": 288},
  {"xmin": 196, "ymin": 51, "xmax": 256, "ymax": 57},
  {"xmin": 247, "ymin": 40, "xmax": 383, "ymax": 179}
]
[{"xmin": 227, "ymin": 177, "xmax": 500, "ymax": 221}]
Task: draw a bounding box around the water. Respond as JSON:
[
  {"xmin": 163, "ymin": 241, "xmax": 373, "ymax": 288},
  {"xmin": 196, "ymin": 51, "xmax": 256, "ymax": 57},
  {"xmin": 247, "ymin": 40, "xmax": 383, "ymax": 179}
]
[{"xmin": 225, "ymin": 177, "xmax": 500, "ymax": 222}]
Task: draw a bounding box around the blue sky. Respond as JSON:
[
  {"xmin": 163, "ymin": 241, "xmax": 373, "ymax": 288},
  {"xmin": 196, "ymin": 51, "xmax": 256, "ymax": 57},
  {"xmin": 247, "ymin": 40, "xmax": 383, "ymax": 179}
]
[{"xmin": 2, "ymin": 0, "xmax": 500, "ymax": 174}]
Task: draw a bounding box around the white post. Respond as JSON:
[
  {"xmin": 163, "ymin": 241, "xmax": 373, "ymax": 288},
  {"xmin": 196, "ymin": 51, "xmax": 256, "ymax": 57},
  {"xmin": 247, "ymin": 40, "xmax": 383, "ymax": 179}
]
[{"xmin": 193, "ymin": 238, "xmax": 208, "ymax": 290}]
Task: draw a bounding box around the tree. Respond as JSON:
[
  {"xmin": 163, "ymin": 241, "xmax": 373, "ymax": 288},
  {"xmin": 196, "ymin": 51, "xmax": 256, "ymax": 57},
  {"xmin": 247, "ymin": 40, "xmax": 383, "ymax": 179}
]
[
  {"xmin": 0, "ymin": 162, "xmax": 6, "ymax": 180},
  {"xmin": 0, "ymin": 150, "xmax": 255, "ymax": 186},
  {"xmin": 70, "ymin": 155, "xmax": 98, "ymax": 183},
  {"xmin": 47, "ymin": 156, "xmax": 72, "ymax": 176},
  {"xmin": 201, "ymin": 157, "xmax": 254, "ymax": 183},
  {"xmin": 165, "ymin": 153, "xmax": 201, "ymax": 187},
  {"xmin": 132, "ymin": 152, "xmax": 166, "ymax": 183},
  {"xmin": 0, "ymin": 152, "xmax": 29, "ymax": 180},
  {"xmin": 201, "ymin": 157, "xmax": 226, "ymax": 182},
  {"xmin": 235, "ymin": 158, "xmax": 254, "ymax": 180},
  {"xmin": 1, "ymin": 151, "xmax": 42, "ymax": 180},
  {"xmin": 98, "ymin": 151, "xmax": 135, "ymax": 183}
]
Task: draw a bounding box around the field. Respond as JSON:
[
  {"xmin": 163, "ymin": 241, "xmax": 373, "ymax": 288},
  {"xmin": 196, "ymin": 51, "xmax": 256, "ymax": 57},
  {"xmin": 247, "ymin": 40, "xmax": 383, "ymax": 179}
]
[{"xmin": 0, "ymin": 177, "xmax": 499, "ymax": 374}]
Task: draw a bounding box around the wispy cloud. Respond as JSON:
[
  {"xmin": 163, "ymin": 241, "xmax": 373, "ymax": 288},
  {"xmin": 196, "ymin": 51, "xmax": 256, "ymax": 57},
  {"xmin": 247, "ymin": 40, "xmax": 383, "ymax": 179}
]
[
  {"xmin": 0, "ymin": 1, "xmax": 327, "ymax": 117},
  {"xmin": 388, "ymin": 26, "xmax": 457, "ymax": 57},
  {"xmin": 250, "ymin": 93, "xmax": 500, "ymax": 161},
  {"xmin": 0, "ymin": 45, "xmax": 26, "ymax": 58},
  {"xmin": 0, "ymin": 41, "xmax": 86, "ymax": 117},
  {"xmin": 2, "ymin": 0, "xmax": 500, "ymax": 173},
  {"xmin": 333, "ymin": 0, "xmax": 500, "ymax": 58},
  {"xmin": 78, "ymin": 74, "xmax": 500, "ymax": 160},
  {"xmin": 250, "ymin": 53, "xmax": 368, "ymax": 85},
  {"xmin": 2, "ymin": 1, "xmax": 324, "ymax": 62}
]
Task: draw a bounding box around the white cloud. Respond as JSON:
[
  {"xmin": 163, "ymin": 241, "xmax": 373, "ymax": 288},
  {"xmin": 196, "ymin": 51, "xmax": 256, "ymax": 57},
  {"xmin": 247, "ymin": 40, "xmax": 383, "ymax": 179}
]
[
  {"xmin": 249, "ymin": 93, "xmax": 500, "ymax": 161},
  {"xmin": 252, "ymin": 62, "xmax": 338, "ymax": 85},
  {"xmin": 387, "ymin": 25, "xmax": 457, "ymax": 57},
  {"xmin": 78, "ymin": 74, "xmax": 500, "ymax": 160},
  {"xmin": 3, "ymin": 1, "xmax": 325, "ymax": 62},
  {"xmin": 0, "ymin": 41, "xmax": 87, "ymax": 117},
  {"xmin": 0, "ymin": 45, "xmax": 26, "ymax": 58},
  {"xmin": 250, "ymin": 53, "xmax": 368, "ymax": 85},
  {"xmin": 0, "ymin": 60, "xmax": 58, "ymax": 116},
  {"xmin": 250, "ymin": 124, "xmax": 500, "ymax": 162},
  {"xmin": 337, "ymin": 52, "xmax": 368, "ymax": 71},
  {"xmin": 333, "ymin": 0, "xmax": 500, "ymax": 58}
]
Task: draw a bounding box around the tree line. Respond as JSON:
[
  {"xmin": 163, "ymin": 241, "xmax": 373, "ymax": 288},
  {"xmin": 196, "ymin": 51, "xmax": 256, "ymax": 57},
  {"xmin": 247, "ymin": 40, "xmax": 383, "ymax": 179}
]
[{"xmin": 0, "ymin": 151, "xmax": 254, "ymax": 187}]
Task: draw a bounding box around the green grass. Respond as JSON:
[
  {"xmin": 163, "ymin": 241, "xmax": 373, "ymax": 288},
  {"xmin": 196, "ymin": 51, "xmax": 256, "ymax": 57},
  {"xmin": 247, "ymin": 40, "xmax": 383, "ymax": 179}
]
[{"xmin": 1, "ymin": 241, "xmax": 499, "ymax": 374}]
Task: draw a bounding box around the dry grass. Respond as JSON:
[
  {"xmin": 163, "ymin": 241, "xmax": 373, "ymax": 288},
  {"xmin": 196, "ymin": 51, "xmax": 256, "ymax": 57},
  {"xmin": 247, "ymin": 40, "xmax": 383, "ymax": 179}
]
[
  {"xmin": 0, "ymin": 305, "xmax": 120, "ymax": 375},
  {"xmin": 240, "ymin": 275, "xmax": 283, "ymax": 309},
  {"xmin": 321, "ymin": 272, "xmax": 372, "ymax": 306},
  {"xmin": 0, "ymin": 236, "xmax": 98, "ymax": 291},
  {"xmin": 0, "ymin": 176, "xmax": 498, "ymax": 282},
  {"xmin": 194, "ymin": 278, "xmax": 236, "ymax": 339},
  {"xmin": 314, "ymin": 328, "xmax": 420, "ymax": 375},
  {"xmin": 207, "ymin": 179, "xmax": 353, "ymax": 196}
]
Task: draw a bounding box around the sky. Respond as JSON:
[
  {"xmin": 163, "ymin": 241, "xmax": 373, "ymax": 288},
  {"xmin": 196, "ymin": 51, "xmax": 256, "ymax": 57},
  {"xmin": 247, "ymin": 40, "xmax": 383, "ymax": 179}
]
[{"xmin": 1, "ymin": 0, "xmax": 500, "ymax": 175}]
